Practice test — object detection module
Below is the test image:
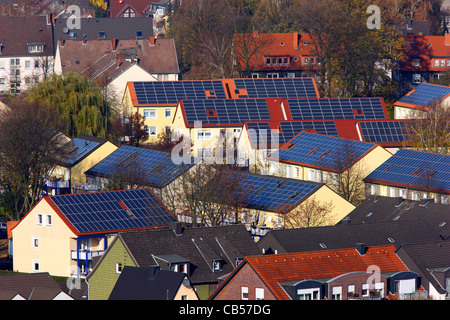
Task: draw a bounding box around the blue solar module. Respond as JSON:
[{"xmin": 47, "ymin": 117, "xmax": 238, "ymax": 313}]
[
  {"xmin": 233, "ymin": 78, "xmax": 319, "ymax": 99},
  {"xmin": 64, "ymin": 137, "xmax": 100, "ymax": 166},
  {"xmin": 182, "ymin": 99, "xmax": 272, "ymax": 125},
  {"xmin": 271, "ymin": 132, "xmax": 375, "ymax": 171},
  {"xmin": 396, "ymin": 83, "xmax": 450, "ymax": 108},
  {"xmin": 133, "ymin": 80, "xmax": 227, "ymax": 105},
  {"xmin": 287, "ymin": 98, "xmax": 387, "ymax": 120},
  {"xmin": 49, "ymin": 189, "xmax": 175, "ymax": 234},
  {"xmin": 85, "ymin": 146, "xmax": 195, "ymax": 188},
  {"xmin": 364, "ymin": 149, "xmax": 450, "ymax": 193},
  {"xmin": 358, "ymin": 120, "xmax": 408, "ymax": 144},
  {"xmin": 232, "ymin": 172, "xmax": 322, "ymax": 212},
  {"xmin": 245, "ymin": 120, "xmax": 339, "ymax": 147}
]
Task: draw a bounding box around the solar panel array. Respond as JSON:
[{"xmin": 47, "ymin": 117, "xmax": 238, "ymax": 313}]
[
  {"xmin": 287, "ymin": 98, "xmax": 386, "ymax": 120},
  {"xmin": 397, "ymin": 83, "xmax": 450, "ymax": 107},
  {"xmin": 50, "ymin": 189, "xmax": 175, "ymax": 234},
  {"xmin": 272, "ymin": 132, "xmax": 375, "ymax": 170},
  {"xmin": 182, "ymin": 99, "xmax": 271, "ymax": 125},
  {"xmin": 358, "ymin": 120, "xmax": 408, "ymax": 144},
  {"xmin": 133, "ymin": 80, "xmax": 227, "ymax": 105},
  {"xmin": 85, "ymin": 146, "xmax": 195, "ymax": 188},
  {"xmin": 66, "ymin": 138, "xmax": 100, "ymax": 165},
  {"xmin": 233, "ymin": 78, "xmax": 318, "ymax": 99},
  {"xmin": 364, "ymin": 149, "xmax": 450, "ymax": 192},
  {"xmin": 246, "ymin": 121, "xmax": 339, "ymax": 147},
  {"xmin": 235, "ymin": 173, "xmax": 321, "ymax": 212}
]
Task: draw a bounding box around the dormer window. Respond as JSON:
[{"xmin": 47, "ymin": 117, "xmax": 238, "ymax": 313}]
[
  {"xmin": 99, "ymin": 31, "xmax": 106, "ymax": 38},
  {"xmin": 28, "ymin": 44, "xmax": 44, "ymax": 54},
  {"xmin": 212, "ymin": 260, "xmax": 222, "ymax": 272}
]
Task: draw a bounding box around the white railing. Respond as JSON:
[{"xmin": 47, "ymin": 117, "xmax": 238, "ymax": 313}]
[{"xmin": 71, "ymin": 250, "xmax": 105, "ymax": 261}]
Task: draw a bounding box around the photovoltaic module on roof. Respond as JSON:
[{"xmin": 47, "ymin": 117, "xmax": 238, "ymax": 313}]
[
  {"xmin": 358, "ymin": 120, "xmax": 409, "ymax": 144},
  {"xmin": 396, "ymin": 83, "xmax": 450, "ymax": 107}
]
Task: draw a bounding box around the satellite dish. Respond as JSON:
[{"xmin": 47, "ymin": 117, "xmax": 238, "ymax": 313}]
[
  {"xmin": 182, "ymin": 278, "xmax": 190, "ymax": 288},
  {"xmin": 63, "ymin": 27, "xmax": 69, "ymax": 34}
]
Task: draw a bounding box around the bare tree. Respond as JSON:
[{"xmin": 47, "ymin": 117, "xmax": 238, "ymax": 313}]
[
  {"xmin": 0, "ymin": 96, "xmax": 72, "ymax": 220},
  {"xmin": 278, "ymin": 196, "xmax": 335, "ymax": 228},
  {"xmin": 404, "ymin": 99, "xmax": 450, "ymax": 155}
]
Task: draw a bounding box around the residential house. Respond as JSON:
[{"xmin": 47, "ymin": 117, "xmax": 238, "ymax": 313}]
[
  {"xmin": 11, "ymin": 188, "xmax": 175, "ymax": 278},
  {"xmin": 123, "ymin": 77, "xmax": 319, "ymax": 143},
  {"xmin": 86, "ymin": 223, "xmax": 261, "ymax": 300},
  {"xmin": 363, "ymin": 149, "xmax": 450, "ymax": 204},
  {"xmin": 47, "ymin": 134, "xmax": 118, "ymax": 195},
  {"xmin": 83, "ymin": 145, "xmax": 197, "ymax": 214},
  {"xmin": 209, "ymin": 244, "xmax": 419, "ymax": 300},
  {"xmin": 257, "ymin": 219, "xmax": 443, "ymax": 255},
  {"xmin": 267, "ymin": 132, "xmax": 393, "ymax": 199},
  {"xmin": 396, "ymin": 241, "xmax": 450, "ymax": 300},
  {"xmin": 341, "ymin": 195, "xmax": 450, "ymax": 239},
  {"xmin": 108, "ymin": 0, "xmax": 160, "ymax": 18},
  {"xmin": 233, "ymin": 31, "xmax": 320, "ymax": 79},
  {"xmin": 108, "ymin": 265, "xmax": 199, "ymax": 300},
  {"xmin": 239, "ymin": 118, "xmax": 408, "ymax": 171},
  {"xmin": 398, "ymin": 33, "xmax": 450, "ymax": 93},
  {"xmin": 393, "ymin": 83, "xmax": 450, "ymax": 119},
  {"xmin": 0, "ymin": 272, "xmax": 73, "ymax": 300},
  {"xmin": 0, "ymin": 15, "xmax": 55, "ymax": 94}
]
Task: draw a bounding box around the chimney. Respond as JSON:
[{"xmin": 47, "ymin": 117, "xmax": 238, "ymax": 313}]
[
  {"xmin": 60, "ymin": 39, "xmax": 65, "ymax": 47},
  {"xmin": 149, "ymin": 265, "xmax": 160, "ymax": 280},
  {"xmin": 46, "ymin": 13, "xmax": 53, "ymax": 26},
  {"xmin": 445, "ymin": 33, "xmax": 450, "ymax": 46},
  {"xmin": 253, "ymin": 30, "xmax": 259, "ymax": 38},
  {"xmin": 82, "ymin": 38, "xmax": 87, "ymax": 45},
  {"xmin": 293, "ymin": 32, "xmax": 299, "ymax": 50},
  {"xmin": 169, "ymin": 221, "xmax": 183, "ymax": 235},
  {"xmin": 112, "ymin": 38, "xmax": 117, "ymax": 52},
  {"xmin": 356, "ymin": 243, "xmax": 367, "ymax": 255},
  {"xmin": 149, "ymin": 36, "xmax": 156, "ymax": 46}
]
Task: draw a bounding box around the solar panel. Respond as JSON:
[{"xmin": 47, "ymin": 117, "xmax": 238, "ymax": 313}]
[
  {"xmin": 65, "ymin": 138, "xmax": 100, "ymax": 165},
  {"xmin": 133, "ymin": 80, "xmax": 227, "ymax": 105},
  {"xmin": 234, "ymin": 172, "xmax": 321, "ymax": 212},
  {"xmin": 182, "ymin": 99, "xmax": 272, "ymax": 125},
  {"xmin": 287, "ymin": 98, "xmax": 387, "ymax": 120},
  {"xmin": 358, "ymin": 120, "xmax": 408, "ymax": 144},
  {"xmin": 233, "ymin": 78, "xmax": 319, "ymax": 99},
  {"xmin": 396, "ymin": 83, "xmax": 450, "ymax": 107},
  {"xmin": 50, "ymin": 189, "xmax": 175, "ymax": 234},
  {"xmin": 246, "ymin": 120, "xmax": 339, "ymax": 147},
  {"xmin": 364, "ymin": 149, "xmax": 450, "ymax": 192},
  {"xmin": 85, "ymin": 146, "xmax": 195, "ymax": 188},
  {"xmin": 271, "ymin": 132, "xmax": 375, "ymax": 171}
]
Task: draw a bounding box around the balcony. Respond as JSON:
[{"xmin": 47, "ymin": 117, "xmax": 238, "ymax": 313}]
[{"xmin": 71, "ymin": 249, "xmax": 105, "ymax": 261}]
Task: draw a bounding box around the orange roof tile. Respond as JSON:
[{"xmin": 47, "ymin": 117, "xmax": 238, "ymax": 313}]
[{"xmin": 245, "ymin": 245, "xmax": 408, "ymax": 300}]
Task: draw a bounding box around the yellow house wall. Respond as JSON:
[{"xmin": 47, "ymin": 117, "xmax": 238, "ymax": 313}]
[
  {"xmin": 173, "ymin": 275, "xmax": 199, "ymax": 300},
  {"xmin": 12, "ymin": 199, "xmax": 78, "ymax": 277}
]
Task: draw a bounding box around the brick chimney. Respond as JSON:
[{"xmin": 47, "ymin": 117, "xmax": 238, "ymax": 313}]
[
  {"xmin": 445, "ymin": 33, "xmax": 450, "ymax": 46},
  {"xmin": 253, "ymin": 30, "xmax": 259, "ymax": 38},
  {"xmin": 149, "ymin": 36, "xmax": 156, "ymax": 46},
  {"xmin": 112, "ymin": 38, "xmax": 117, "ymax": 51},
  {"xmin": 293, "ymin": 32, "xmax": 299, "ymax": 50},
  {"xmin": 60, "ymin": 39, "xmax": 65, "ymax": 47}
]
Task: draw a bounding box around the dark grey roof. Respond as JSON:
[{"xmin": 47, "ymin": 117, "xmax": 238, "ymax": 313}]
[
  {"xmin": 396, "ymin": 241, "xmax": 450, "ymax": 295},
  {"xmin": 108, "ymin": 266, "xmax": 191, "ymax": 300},
  {"xmin": 117, "ymin": 224, "xmax": 261, "ymax": 284},
  {"xmin": 257, "ymin": 219, "xmax": 443, "ymax": 254},
  {"xmin": 342, "ymin": 196, "xmax": 450, "ymax": 239},
  {"xmin": 53, "ymin": 17, "xmax": 154, "ymax": 48}
]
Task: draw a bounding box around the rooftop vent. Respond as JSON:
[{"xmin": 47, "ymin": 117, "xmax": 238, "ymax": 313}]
[{"xmin": 356, "ymin": 243, "xmax": 367, "ymax": 255}]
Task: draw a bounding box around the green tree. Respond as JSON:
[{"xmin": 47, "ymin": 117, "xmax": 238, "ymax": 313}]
[{"xmin": 27, "ymin": 73, "xmax": 110, "ymax": 139}]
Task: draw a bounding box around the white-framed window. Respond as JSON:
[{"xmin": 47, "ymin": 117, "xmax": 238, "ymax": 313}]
[
  {"xmin": 412, "ymin": 191, "xmax": 419, "ymax": 201},
  {"xmin": 412, "ymin": 73, "xmax": 421, "ymax": 84},
  {"xmin": 233, "ymin": 128, "xmax": 241, "ymax": 135},
  {"xmin": 251, "ymin": 73, "xmax": 259, "ymax": 78},
  {"xmin": 413, "ymin": 59, "xmax": 419, "ymax": 67},
  {"xmin": 197, "ymin": 129, "xmax": 212, "ymax": 141},
  {"xmin": 442, "ymin": 195, "xmax": 448, "ymax": 204},
  {"xmin": 371, "ymin": 185, "xmax": 378, "ymax": 195},
  {"xmin": 164, "ymin": 108, "xmax": 172, "ymax": 118},
  {"xmin": 294, "ymin": 167, "xmax": 300, "ymax": 178},
  {"xmin": 287, "ymin": 73, "xmax": 295, "ymax": 78},
  {"xmin": 46, "ymin": 215, "xmax": 52, "ymax": 226},
  {"xmin": 25, "ymin": 60, "xmax": 31, "ymax": 69},
  {"xmin": 434, "ymin": 60, "xmax": 439, "ymax": 67},
  {"xmin": 332, "ymin": 286, "xmax": 342, "ymax": 300},
  {"xmin": 0, "ymin": 78, "xmax": 5, "ymax": 85},
  {"xmin": 36, "ymin": 214, "xmax": 43, "ymax": 226},
  {"xmin": 286, "ymin": 165, "xmax": 291, "ymax": 178},
  {"xmin": 441, "ymin": 60, "xmax": 446, "ymax": 66},
  {"xmin": 374, "ymin": 282, "xmax": 384, "ymax": 297},
  {"xmin": 116, "ymin": 263, "xmax": 123, "ymax": 273},
  {"xmin": 400, "ymin": 189, "xmax": 407, "ymax": 199},
  {"xmin": 0, "ymin": 61, "xmax": 4, "ymax": 69},
  {"xmin": 381, "ymin": 186, "xmax": 387, "ymax": 196},
  {"xmin": 362, "ymin": 283, "xmax": 369, "ymax": 297},
  {"xmin": 255, "ymin": 288, "xmax": 264, "ymax": 300},
  {"xmin": 148, "ymin": 126, "xmax": 157, "ymax": 136},
  {"xmin": 241, "ymin": 287, "xmax": 249, "ymax": 300},
  {"xmin": 197, "ymin": 148, "xmax": 212, "ymax": 158},
  {"xmin": 32, "ymin": 260, "xmax": 40, "ymax": 272},
  {"xmin": 316, "ymin": 170, "xmax": 322, "ymax": 182},
  {"xmin": 308, "ymin": 169, "xmax": 315, "ymax": 181},
  {"xmin": 348, "ymin": 285, "xmax": 355, "ymax": 295},
  {"xmin": 28, "ymin": 44, "xmax": 44, "ymax": 53},
  {"xmin": 447, "ymin": 60, "xmax": 450, "ymax": 67},
  {"xmin": 32, "ymin": 236, "xmax": 39, "ymax": 249},
  {"xmin": 332, "ymin": 173, "xmax": 339, "ymax": 186},
  {"xmin": 267, "ymin": 73, "xmax": 279, "ymax": 78},
  {"xmin": 143, "ymin": 109, "xmax": 157, "ymax": 119},
  {"xmin": 390, "ymin": 187, "xmax": 396, "ymax": 198},
  {"xmin": 297, "ymin": 288, "xmax": 320, "ymax": 300}
]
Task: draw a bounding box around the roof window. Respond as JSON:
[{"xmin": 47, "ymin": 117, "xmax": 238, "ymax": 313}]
[
  {"xmin": 308, "ymin": 147, "xmax": 319, "ymax": 155},
  {"xmin": 412, "ymin": 168, "xmax": 423, "ymax": 176}
]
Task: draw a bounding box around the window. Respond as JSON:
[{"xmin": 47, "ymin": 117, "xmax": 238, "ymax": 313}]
[
  {"xmin": 266, "ymin": 58, "xmax": 271, "ymax": 65},
  {"xmin": 69, "ymin": 32, "xmax": 77, "ymax": 39},
  {"xmin": 35, "ymin": 60, "xmax": 40, "ymax": 68},
  {"xmin": 10, "ymin": 58, "xmax": 20, "ymax": 66},
  {"xmin": 381, "ymin": 186, "xmax": 387, "ymax": 196},
  {"xmin": 441, "ymin": 60, "xmax": 446, "ymax": 66},
  {"xmin": 32, "ymin": 237, "xmax": 39, "ymax": 249},
  {"xmin": 25, "ymin": 61, "xmax": 31, "ymax": 69},
  {"xmin": 267, "ymin": 73, "xmax": 279, "ymax": 78},
  {"xmin": 434, "ymin": 60, "xmax": 439, "ymax": 67},
  {"xmin": 143, "ymin": 109, "xmax": 156, "ymax": 119},
  {"xmin": 28, "ymin": 44, "xmax": 43, "ymax": 53},
  {"xmin": 32, "ymin": 260, "xmax": 40, "ymax": 272},
  {"xmin": 98, "ymin": 31, "xmax": 106, "ymax": 38},
  {"xmin": 348, "ymin": 285, "xmax": 355, "ymax": 295},
  {"xmin": 294, "ymin": 167, "xmax": 300, "ymax": 178},
  {"xmin": 241, "ymin": 287, "xmax": 249, "ymax": 300},
  {"xmin": 332, "ymin": 287, "xmax": 342, "ymax": 300},
  {"xmin": 362, "ymin": 283, "xmax": 369, "ymax": 297},
  {"xmin": 390, "ymin": 187, "xmax": 396, "ymax": 198},
  {"xmin": 0, "ymin": 78, "xmax": 4, "ymax": 85},
  {"xmin": 197, "ymin": 130, "xmax": 212, "ymax": 141},
  {"xmin": 412, "ymin": 73, "xmax": 421, "ymax": 84},
  {"xmin": 304, "ymin": 57, "xmax": 309, "ymax": 65},
  {"xmin": 316, "ymin": 170, "xmax": 322, "ymax": 182},
  {"xmin": 148, "ymin": 126, "xmax": 157, "ymax": 137},
  {"xmin": 297, "ymin": 288, "xmax": 319, "ymax": 300},
  {"xmin": 136, "ymin": 30, "xmax": 143, "ymax": 38},
  {"xmin": 46, "ymin": 215, "xmax": 52, "ymax": 226},
  {"xmin": 116, "ymin": 263, "xmax": 122, "ymax": 273},
  {"xmin": 123, "ymin": 8, "xmax": 135, "ymax": 17},
  {"xmin": 233, "ymin": 128, "xmax": 241, "ymax": 135},
  {"xmin": 197, "ymin": 148, "xmax": 212, "ymax": 158},
  {"xmin": 0, "ymin": 61, "xmax": 4, "ymax": 69},
  {"xmin": 255, "ymin": 288, "xmax": 264, "ymax": 300},
  {"xmin": 400, "ymin": 189, "xmax": 407, "ymax": 199},
  {"xmin": 412, "ymin": 191, "xmax": 419, "ymax": 201},
  {"xmin": 36, "ymin": 214, "xmax": 43, "ymax": 226},
  {"xmin": 308, "ymin": 169, "xmax": 315, "ymax": 181},
  {"xmin": 371, "ymin": 185, "xmax": 378, "ymax": 195},
  {"xmin": 165, "ymin": 108, "xmax": 172, "ymax": 118},
  {"xmin": 332, "ymin": 173, "xmax": 338, "ymax": 186},
  {"xmin": 447, "ymin": 60, "xmax": 450, "ymax": 67},
  {"xmin": 413, "ymin": 59, "xmax": 419, "ymax": 67}
]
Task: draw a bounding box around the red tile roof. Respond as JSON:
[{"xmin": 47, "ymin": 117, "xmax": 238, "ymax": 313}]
[{"xmin": 242, "ymin": 245, "xmax": 407, "ymax": 300}]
